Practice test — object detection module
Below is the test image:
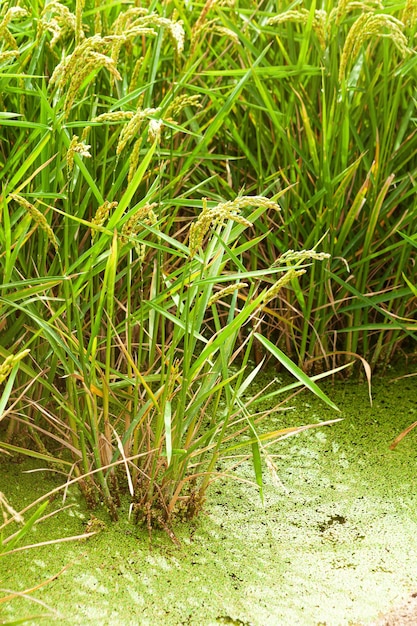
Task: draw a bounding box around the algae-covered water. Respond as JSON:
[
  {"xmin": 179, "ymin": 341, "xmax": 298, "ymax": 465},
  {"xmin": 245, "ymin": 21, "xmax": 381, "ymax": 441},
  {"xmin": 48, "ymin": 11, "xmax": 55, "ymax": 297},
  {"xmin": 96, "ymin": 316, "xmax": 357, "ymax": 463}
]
[{"xmin": 1, "ymin": 369, "xmax": 417, "ymax": 625}]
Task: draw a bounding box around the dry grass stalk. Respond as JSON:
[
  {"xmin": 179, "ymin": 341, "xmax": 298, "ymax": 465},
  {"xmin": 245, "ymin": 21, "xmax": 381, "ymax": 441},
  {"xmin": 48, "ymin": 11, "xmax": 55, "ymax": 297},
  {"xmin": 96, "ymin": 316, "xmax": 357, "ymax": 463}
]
[{"xmin": 0, "ymin": 491, "xmax": 23, "ymax": 524}]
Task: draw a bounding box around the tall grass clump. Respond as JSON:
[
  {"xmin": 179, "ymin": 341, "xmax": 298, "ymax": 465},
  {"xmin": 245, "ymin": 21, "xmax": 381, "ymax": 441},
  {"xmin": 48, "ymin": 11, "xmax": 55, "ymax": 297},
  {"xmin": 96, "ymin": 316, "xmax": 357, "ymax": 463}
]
[
  {"xmin": 0, "ymin": 0, "xmax": 343, "ymax": 528},
  {"xmin": 207, "ymin": 0, "xmax": 417, "ymax": 368},
  {"xmin": 2, "ymin": 0, "xmax": 416, "ymax": 375}
]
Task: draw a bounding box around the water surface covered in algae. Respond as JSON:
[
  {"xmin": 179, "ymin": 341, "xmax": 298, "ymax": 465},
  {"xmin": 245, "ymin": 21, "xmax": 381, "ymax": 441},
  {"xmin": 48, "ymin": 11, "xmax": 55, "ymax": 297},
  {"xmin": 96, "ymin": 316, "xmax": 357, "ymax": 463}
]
[{"xmin": 1, "ymin": 370, "xmax": 417, "ymax": 625}]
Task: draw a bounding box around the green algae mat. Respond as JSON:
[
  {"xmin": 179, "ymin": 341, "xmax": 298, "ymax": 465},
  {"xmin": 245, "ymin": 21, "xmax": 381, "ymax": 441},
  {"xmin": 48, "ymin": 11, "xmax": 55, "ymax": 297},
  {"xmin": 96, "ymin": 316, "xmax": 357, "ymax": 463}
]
[{"xmin": 1, "ymin": 370, "xmax": 417, "ymax": 625}]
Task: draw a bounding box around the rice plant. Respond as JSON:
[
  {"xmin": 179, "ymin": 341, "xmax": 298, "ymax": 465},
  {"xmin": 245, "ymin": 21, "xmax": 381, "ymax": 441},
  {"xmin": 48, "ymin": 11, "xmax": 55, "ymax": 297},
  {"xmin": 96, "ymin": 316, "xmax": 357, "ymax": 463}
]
[
  {"xmin": 3, "ymin": 0, "xmax": 416, "ymax": 372},
  {"xmin": 209, "ymin": 0, "xmax": 417, "ymax": 368},
  {"xmin": 0, "ymin": 0, "xmax": 346, "ymax": 528}
]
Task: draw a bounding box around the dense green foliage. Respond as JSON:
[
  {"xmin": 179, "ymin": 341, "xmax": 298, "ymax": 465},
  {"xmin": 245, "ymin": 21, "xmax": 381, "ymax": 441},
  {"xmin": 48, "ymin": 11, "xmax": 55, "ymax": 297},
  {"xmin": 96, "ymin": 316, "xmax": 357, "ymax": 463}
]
[{"xmin": 0, "ymin": 0, "xmax": 416, "ymax": 528}]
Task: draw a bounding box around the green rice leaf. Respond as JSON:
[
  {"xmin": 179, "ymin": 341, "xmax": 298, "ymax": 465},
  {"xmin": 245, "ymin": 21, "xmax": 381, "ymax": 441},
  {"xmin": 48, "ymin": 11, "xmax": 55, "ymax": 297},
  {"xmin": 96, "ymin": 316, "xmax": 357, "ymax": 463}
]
[{"xmin": 254, "ymin": 334, "xmax": 339, "ymax": 411}]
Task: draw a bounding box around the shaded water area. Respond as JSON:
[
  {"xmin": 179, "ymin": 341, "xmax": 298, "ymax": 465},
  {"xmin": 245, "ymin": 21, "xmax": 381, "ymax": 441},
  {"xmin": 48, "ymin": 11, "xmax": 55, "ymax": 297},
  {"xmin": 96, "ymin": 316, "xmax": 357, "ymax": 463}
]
[{"xmin": 1, "ymin": 367, "xmax": 417, "ymax": 625}]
